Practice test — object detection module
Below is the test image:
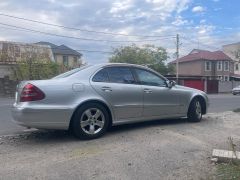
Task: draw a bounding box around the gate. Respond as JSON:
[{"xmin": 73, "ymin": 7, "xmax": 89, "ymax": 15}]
[
  {"xmin": 183, "ymin": 80, "xmax": 205, "ymax": 91},
  {"xmin": 207, "ymin": 80, "xmax": 218, "ymax": 94}
]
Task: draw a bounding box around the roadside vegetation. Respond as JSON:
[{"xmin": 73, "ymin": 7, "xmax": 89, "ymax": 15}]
[
  {"xmin": 215, "ymin": 137, "xmax": 240, "ymax": 179},
  {"xmin": 216, "ymin": 162, "xmax": 240, "ymax": 179},
  {"xmin": 109, "ymin": 44, "xmax": 175, "ymax": 75}
]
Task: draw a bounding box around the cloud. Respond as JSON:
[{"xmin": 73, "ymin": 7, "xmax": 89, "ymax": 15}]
[
  {"xmin": 172, "ymin": 16, "xmax": 189, "ymax": 26},
  {"xmin": 0, "ymin": 0, "xmax": 239, "ymax": 63},
  {"xmin": 146, "ymin": 0, "xmax": 190, "ymax": 13},
  {"xmin": 192, "ymin": 6, "xmax": 205, "ymax": 13},
  {"xmin": 110, "ymin": 0, "xmax": 134, "ymax": 14}
]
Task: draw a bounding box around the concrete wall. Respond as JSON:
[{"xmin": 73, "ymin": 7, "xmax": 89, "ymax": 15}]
[{"xmin": 218, "ymin": 81, "xmax": 240, "ymax": 93}]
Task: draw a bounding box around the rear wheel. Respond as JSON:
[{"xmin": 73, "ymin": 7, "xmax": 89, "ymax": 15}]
[
  {"xmin": 188, "ymin": 98, "xmax": 202, "ymax": 122},
  {"xmin": 72, "ymin": 103, "xmax": 110, "ymax": 139}
]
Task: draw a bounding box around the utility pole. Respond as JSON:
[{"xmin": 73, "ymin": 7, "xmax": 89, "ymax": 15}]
[{"xmin": 176, "ymin": 34, "xmax": 179, "ymax": 84}]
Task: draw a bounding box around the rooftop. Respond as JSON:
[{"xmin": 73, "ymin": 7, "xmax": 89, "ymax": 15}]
[
  {"xmin": 170, "ymin": 49, "xmax": 232, "ymax": 64},
  {"xmin": 36, "ymin": 42, "xmax": 82, "ymax": 57}
]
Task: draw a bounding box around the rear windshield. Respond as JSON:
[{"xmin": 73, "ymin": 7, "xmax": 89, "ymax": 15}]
[{"xmin": 53, "ymin": 65, "xmax": 91, "ymax": 79}]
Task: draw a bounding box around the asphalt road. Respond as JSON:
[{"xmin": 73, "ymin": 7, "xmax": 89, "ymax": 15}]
[{"xmin": 0, "ymin": 94, "xmax": 240, "ymax": 136}]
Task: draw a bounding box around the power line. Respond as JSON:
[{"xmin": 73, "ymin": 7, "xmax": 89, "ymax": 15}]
[
  {"xmin": 181, "ymin": 36, "xmax": 220, "ymax": 50},
  {"xmin": 0, "ymin": 13, "xmax": 175, "ymax": 38},
  {"xmin": 0, "ymin": 22, "xmax": 175, "ymax": 43},
  {"xmin": 0, "ymin": 39, "xmax": 113, "ymax": 54}
]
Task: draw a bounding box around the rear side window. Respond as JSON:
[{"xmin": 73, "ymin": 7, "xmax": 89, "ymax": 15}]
[
  {"xmin": 92, "ymin": 66, "xmax": 135, "ymax": 84},
  {"xmin": 107, "ymin": 67, "xmax": 135, "ymax": 84},
  {"xmin": 92, "ymin": 68, "xmax": 109, "ymax": 82}
]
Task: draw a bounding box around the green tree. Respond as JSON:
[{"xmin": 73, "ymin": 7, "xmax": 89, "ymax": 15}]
[{"xmin": 109, "ymin": 44, "xmax": 174, "ymax": 75}]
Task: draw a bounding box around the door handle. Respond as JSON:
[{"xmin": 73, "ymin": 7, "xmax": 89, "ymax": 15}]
[
  {"xmin": 101, "ymin": 86, "xmax": 112, "ymax": 92},
  {"xmin": 143, "ymin": 89, "xmax": 152, "ymax": 93}
]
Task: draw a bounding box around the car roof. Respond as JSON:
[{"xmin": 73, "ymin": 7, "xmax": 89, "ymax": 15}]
[{"xmin": 93, "ymin": 63, "xmax": 154, "ymax": 70}]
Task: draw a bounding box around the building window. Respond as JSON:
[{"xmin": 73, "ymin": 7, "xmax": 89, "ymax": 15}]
[
  {"xmin": 217, "ymin": 61, "xmax": 222, "ymax": 71},
  {"xmin": 224, "ymin": 76, "xmax": 229, "ymax": 81},
  {"xmin": 205, "ymin": 61, "xmax": 212, "ymax": 71},
  {"xmin": 63, "ymin": 56, "xmax": 68, "ymax": 66},
  {"xmin": 224, "ymin": 61, "xmax": 229, "ymax": 71},
  {"xmin": 235, "ymin": 64, "xmax": 239, "ymax": 71},
  {"xmin": 73, "ymin": 57, "xmax": 78, "ymax": 65}
]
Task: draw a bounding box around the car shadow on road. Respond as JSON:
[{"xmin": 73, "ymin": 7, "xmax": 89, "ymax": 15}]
[{"xmin": 2, "ymin": 117, "xmax": 207, "ymax": 144}]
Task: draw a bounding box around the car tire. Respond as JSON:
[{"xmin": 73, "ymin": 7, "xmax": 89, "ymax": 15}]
[
  {"xmin": 188, "ymin": 98, "xmax": 202, "ymax": 122},
  {"xmin": 72, "ymin": 103, "xmax": 110, "ymax": 140}
]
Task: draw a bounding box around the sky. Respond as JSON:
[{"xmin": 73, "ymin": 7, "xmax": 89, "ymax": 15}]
[{"xmin": 0, "ymin": 0, "xmax": 239, "ymax": 64}]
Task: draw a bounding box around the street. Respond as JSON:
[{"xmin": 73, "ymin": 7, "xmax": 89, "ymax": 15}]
[{"xmin": 0, "ymin": 94, "xmax": 240, "ymax": 136}]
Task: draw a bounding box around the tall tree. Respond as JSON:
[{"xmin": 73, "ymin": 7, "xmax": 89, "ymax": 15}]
[{"xmin": 109, "ymin": 44, "xmax": 174, "ymax": 75}]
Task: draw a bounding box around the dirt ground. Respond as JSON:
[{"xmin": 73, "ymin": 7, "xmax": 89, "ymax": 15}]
[{"xmin": 0, "ymin": 111, "xmax": 240, "ymax": 180}]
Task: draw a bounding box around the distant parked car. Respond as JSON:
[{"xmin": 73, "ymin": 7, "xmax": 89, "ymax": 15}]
[
  {"xmin": 12, "ymin": 63, "xmax": 209, "ymax": 139},
  {"xmin": 232, "ymin": 85, "xmax": 240, "ymax": 95}
]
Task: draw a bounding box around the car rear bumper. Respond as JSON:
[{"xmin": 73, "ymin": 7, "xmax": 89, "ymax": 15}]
[{"xmin": 11, "ymin": 104, "xmax": 73, "ymax": 130}]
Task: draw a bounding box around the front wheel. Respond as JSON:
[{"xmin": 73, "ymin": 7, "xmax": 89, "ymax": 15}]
[
  {"xmin": 188, "ymin": 99, "xmax": 202, "ymax": 122},
  {"xmin": 72, "ymin": 103, "xmax": 110, "ymax": 139}
]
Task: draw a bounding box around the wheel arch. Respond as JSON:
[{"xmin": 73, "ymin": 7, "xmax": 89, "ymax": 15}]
[{"xmin": 68, "ymin": 99, "xmax": 114, "ymax": 130}]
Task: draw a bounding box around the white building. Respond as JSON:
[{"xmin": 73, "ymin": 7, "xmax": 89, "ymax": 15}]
[{"xmin": 223, "ymin": 42, "xmax": 240, "ymax": 75}]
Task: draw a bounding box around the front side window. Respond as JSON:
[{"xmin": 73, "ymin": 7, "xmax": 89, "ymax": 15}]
[
  {"xmin": 134, "ymin": 68, "xmax": 166, "ymax": 86},
  {"xmin": 107, "ymin": 67, "xmax": 135, "ymax": 84},
  {"xmin": 224, "ymin": 61, "xmax": 229, "ymax": 71},
  {"xmin": 205, "ymin": 61, "xmax": 212, "ymax": 71}
]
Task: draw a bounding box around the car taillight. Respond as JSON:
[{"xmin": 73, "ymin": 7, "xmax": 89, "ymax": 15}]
[{"xmin": 20, "ymin": 83, "xmax": 45, "ymax": 102}]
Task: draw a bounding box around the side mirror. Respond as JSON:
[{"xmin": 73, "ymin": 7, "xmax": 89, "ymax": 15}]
[{"xmin": 167, "ymin": 80, "xmax": 176, "ymax": 88}]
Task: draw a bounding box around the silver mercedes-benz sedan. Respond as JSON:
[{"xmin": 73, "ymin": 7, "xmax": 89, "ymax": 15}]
[{"xmin": 12, "ymin": 63, "xmax": 209, "ymax": 139}]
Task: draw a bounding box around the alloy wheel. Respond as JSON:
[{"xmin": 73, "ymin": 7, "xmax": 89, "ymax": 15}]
[
  {"xmin": 80, "ymin": 108, "xmax": 105, "ymax": 135},
  {"xmin": 195, "ymin": 101, "xmax": 202, "ymax": 119}
]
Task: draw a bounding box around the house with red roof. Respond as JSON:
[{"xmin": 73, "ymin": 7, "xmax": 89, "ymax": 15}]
[
  {"xmin": 170, "ymin": 49, "xmax": 234, "ymax": 81},
  {"xmin": 169, "ymin": 49, "xmax": 235, "ymax": 93}
]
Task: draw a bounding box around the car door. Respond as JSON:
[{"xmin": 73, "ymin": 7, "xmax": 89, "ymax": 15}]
[
  {"xmin": 91, "ymin": 66, "xmax": 143, "ymax": 121},
  {"xmin": 133, "ymin": 68, "xmax": 181, "ymax": 118}
]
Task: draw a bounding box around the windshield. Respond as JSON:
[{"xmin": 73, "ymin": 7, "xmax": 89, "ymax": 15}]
[{"xmin": 53, "ymin": 65, "xmax": 91, "ymax": 79}]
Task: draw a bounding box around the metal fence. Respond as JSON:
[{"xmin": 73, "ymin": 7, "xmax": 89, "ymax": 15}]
[{"xmin": 218, "ymin": 81, "xmax": 240, "ymax": 93}]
